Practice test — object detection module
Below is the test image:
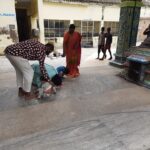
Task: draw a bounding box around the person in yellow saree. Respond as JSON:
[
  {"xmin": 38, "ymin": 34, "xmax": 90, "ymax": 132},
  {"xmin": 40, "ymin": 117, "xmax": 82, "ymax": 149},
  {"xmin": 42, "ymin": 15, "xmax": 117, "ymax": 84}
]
[{"xmin": 62, "ymin": 24, "xmax": 82, "ymax": 78}]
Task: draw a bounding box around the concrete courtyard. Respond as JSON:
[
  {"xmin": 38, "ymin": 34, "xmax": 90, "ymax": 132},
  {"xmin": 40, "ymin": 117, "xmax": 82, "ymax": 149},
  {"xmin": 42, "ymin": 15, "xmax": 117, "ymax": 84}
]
[{"xmin": 0, "ymin": 48, "xmax": 150, "ymax": 150}]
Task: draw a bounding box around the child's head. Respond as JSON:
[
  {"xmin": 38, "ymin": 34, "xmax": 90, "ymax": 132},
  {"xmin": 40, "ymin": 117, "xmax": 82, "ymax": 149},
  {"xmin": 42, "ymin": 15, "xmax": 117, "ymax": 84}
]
[{"xmin": 51, "ymin": 74, "xmax": 62, "ymax": 86}]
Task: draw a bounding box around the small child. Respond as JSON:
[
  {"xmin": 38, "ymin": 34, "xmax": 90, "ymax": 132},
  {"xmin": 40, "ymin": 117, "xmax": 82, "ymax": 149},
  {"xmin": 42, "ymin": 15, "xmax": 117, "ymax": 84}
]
[{"xmin": 38, "ymin": 76, "xmax": 56, "ymax": 99}]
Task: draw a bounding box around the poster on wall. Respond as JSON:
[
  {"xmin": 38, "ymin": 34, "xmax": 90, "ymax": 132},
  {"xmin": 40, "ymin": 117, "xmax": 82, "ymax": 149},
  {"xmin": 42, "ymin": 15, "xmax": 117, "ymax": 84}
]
[{"xmin": 0, "ymin": 4, "xmax": 18, "ymax": 54}]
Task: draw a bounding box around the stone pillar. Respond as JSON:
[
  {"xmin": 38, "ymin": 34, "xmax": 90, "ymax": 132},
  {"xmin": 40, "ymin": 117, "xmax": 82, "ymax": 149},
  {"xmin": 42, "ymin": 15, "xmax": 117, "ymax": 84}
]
[
  {"xmin": 110, "ymin": 0, "xmax": 143, "ymax": 67},
  {"xmin": 37, "ymin": 0, "xmax": 45, "ymax": 43}
]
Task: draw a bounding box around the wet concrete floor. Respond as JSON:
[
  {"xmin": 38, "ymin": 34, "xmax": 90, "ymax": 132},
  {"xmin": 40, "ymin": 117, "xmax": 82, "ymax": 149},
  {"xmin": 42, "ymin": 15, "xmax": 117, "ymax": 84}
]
[{"xmin": 0, "ymin": 49, "xmax": 150, "ymax": 150}]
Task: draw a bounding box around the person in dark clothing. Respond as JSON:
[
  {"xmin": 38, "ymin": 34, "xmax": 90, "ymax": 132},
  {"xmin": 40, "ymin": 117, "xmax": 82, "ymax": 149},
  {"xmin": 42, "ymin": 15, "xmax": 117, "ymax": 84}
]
[
  {"xmin": 143, "ymin": 24, "xmax": 150, "ymax": 38},
  {"xmin": 104, "ymin": 27, "xmax": 112, "ymax": 60},
  {"xmin": 97, "ymin": 27, "xmax": 105, "ymax": 60}
]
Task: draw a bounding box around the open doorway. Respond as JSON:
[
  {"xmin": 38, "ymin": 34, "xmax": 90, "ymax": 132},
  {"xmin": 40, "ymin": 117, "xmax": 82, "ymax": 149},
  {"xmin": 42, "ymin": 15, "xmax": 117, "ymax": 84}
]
[{"xmin": 16, "ymin": 9, "xmax": 31, "ymax": 41}]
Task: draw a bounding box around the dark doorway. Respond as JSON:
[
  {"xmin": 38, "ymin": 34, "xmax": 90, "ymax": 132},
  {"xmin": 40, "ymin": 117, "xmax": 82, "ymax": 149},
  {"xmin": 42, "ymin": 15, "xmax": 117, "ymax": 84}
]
[{"xmin": 16, "ymin": 9, "xmax": 31, "ymax": 41}]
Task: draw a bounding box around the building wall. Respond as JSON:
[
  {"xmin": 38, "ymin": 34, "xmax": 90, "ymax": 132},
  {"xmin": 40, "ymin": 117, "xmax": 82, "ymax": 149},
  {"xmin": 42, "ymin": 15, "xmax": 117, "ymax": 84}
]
[
  {"xmin": 41, "ymin": 2, "xmax": 120, "ymax": 47},
  {"xmin": 30, "ymin": 0, "xmax": 38, "ymax": 30},
  {"xmin": 140, "ymin": 6, "xmax": 150, "ymax": 18},
  {"xmin": 0, "ymin": 0, "xmax": 18, "ymax": 54},
  {"xmin": 42, "ymin": 2, "xmax": 120, "ymax": 21},
  {"xmin": 0, "ymin": 1, "xmax": 150, "ymax": 54},
  {"xmin": 43, "ymin": 2, "xmax": 102, "ymax": 21},
  {"xmin": 104, "ymin": 6, "xmax": 120, "ymax": 21}
]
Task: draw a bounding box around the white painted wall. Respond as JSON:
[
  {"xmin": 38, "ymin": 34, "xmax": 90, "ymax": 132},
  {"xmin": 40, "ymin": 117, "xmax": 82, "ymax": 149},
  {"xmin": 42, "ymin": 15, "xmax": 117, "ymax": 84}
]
[
  {"xmin": 0, "ymin": 0, "xmax": 17, "ymax": 27},
  {"xmin": 140, "ymin": 6, "xmax": 150, "ymax": 18},
  {"xmin": 0, "ymin": 1, "xmax": 149, "ymax": 53},
  {"xmin": 37, "ymin": 0, "xmax": 45, "ymax": 43},
  {"xmin": 42, "ymin": 2, "xmax": 121, "ymax": 22},
  {"xmin": 29, "ymin": 2, "xmax": 150, "ymax": 47},
  {"xmin": 30, "ymin": 0, "xmax": 38, "ymax": 30},
  {"xmin": 0, "ymin": 0, "xmax": 18, "ymax": 54},
  {"xmin": 31, "ymin": 17, "xmax": 38, "ymax": 29},
  {"xmin": 41, "ymin": 2, "xmax": 121, "ymax": 48},
  {"xmin": 43, "ymin": 2, "xmax": 103, "ymax": 21},
  {"xmin": 104, "ymin": 6, "xmax": 120, "ymax": 21}
]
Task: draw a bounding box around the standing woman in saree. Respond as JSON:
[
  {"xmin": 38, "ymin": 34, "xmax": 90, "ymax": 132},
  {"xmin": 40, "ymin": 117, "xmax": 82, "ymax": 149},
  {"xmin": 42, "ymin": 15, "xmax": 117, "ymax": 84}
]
[{"xmin": 62, "ymin": 24, "xmax": 82, "ymax": 78}]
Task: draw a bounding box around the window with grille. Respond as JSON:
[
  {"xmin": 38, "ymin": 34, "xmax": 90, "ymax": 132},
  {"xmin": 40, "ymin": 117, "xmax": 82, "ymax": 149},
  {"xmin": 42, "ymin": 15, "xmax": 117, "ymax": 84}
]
[
  {"xmin": 44, "ymin": 19, "xmax": 70, "ymax": 39},
  {"xmin": 94, "ymin": 21, "xmax": 101, "ymax": 36},
  {"xmin": 74, "ymin": 20, "xmax": 101, "ymax": 47},
  {"xmin": 74, "ymin": 20, "xmax": 81, "ymax": 33},
  {"xmin": 104, "ymin": 21, "xmax": 119, "ymax": 36}
]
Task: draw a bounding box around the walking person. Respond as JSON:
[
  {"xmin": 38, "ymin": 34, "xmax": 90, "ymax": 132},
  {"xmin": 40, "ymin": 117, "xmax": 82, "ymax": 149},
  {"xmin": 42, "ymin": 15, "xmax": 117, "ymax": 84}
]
[
  {"xmin": 4, "ymin": 39, "xmax": 54, "ymax": 100},
  {"xmin": 104, "ymin": 27, "xmax": 113, "ymax": 60},
  {"xmin": 140, "ymin": 24, "xmax": 150, "ymax": 48},
  {"xmin": 62, "ymin": 24, "xmax": 82, "ymax": 78},
  {"xmin": 143, "ymin": 24, "xmax": 150, "ymax": 38},
  {"xmin": 96, "ymin": 27, "xmax": 105, "ymax": 60}
]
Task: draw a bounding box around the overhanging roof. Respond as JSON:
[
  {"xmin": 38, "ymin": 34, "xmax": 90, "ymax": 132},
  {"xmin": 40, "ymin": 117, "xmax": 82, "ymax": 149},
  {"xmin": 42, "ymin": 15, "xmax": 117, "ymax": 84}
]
[
  {"xmin": 44, "ymin": 0, "xmax": 150, "ymax": 6},
  {"xmin": 44, "ymin": 0, "xmax": 120, "ymax": 4}
]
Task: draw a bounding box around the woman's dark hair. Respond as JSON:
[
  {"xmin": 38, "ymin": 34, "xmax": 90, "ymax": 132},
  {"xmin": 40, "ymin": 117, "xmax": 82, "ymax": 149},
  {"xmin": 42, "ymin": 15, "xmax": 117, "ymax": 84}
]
[
  {"xmin": 69, "ymin": 24, "xmax": 75, "ymax": 29},
  {"xmin": 51, "ymin": 74, "xmax": 62, "ymax": 86},
  {"xmin": 64, "ymin": 67, "xmax": 69, "ymax": 74}
]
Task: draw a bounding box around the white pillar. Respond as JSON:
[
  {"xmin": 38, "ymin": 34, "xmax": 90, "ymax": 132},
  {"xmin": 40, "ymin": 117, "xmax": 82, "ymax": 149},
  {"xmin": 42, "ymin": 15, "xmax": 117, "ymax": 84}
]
[
  {"xmin": 101, "ymin": 5, "xmax": 105, "ymax": 28},
  {"xmin": 70, "ymin": 20, "xmax": 74, "ymax": 24},
  {"xmin": 37, "ymin": 0, "xmax": 45, "ymax": 43}
]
